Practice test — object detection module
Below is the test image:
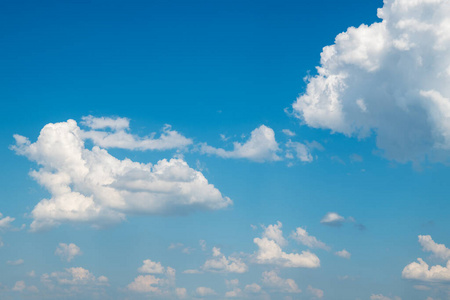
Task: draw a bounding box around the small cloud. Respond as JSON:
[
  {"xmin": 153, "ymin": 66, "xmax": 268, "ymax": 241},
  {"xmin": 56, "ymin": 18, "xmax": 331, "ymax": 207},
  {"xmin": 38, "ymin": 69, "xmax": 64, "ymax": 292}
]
[
  {"xmin": 196, "ymin": 287, "xmax": 216, "ymax": 297},
  {"xmin": 320, "ymin": 212, "xmax": 345, "ymax": 227},
  {"xmin": 335, "ymin": 249, "xmax": 351, "ymax": 259},
  {"xmin": 55, "ymin": 243, "xmax": 82, "ymax": 262},
  {"xmin": 282, "ymin": 129, "xmax": 296, "ymax": 137},
  {"xmin": 350, "ymin": 154, "xmax": 363, "ymax": 162},
  {"xmin": 7, "ymin": 259, "xmax": 24, "ymax": 266},
  {"xmin": 308, "ymin": 285, "xmax": 324, "ymax": 298}
]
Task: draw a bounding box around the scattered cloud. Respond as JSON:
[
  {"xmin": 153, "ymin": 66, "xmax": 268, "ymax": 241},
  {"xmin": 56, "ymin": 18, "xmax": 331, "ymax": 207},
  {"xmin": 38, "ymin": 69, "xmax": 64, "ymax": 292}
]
[
  {"xmin": 7, "ymin": 259, "xmax": 24, "ymax": 266},
  {"xmin": 196, "ymin": 286, "xmax": 216, "ymax": 297},
  {"xmin": 55, "ymin": 243, "xmax": 82, "ymax": 262},
  {"xmin": 202, "ymin": 247, "xmax": 248, "ymax": 273},
  {"xmin": 254, "ymin": 222, "xmax": 320, "ymax": 268},
  {"xmin": 282, "ymin": 129, "xmax": 296, "ymax": 137},
  {"xmin": 320, "ymin": 212, "xmax": 345, "ymax": 227},
  {"xmin": 42, "ymin": 267, "xmax": 108, "ymax": 287},
  {"xmin": 335, "ymin": 249, "xmax": 351, "ymax": 259},
  {"xmin": 370, "ymin": 294, "xmax": 401, "ymax": 300},
  {"xmin": 200, "ymin": 125, "xmax": 281, "ymax": 162},
  {"xmin": 307, "ymin": 285, "xmax": 324, "ymax": 298},
  {"xmin": 418, "ymin": 235, "xmax": 450, "ymax": 260},
  {"xmin": 138, "ymin": 259, "xmax": 166, "ymax": 274},
  {"xmin": 12, "ymin": 119, "xmax": 231, "ymax": 231},
  {"xmin": 128, "ymin": 261, "xmax": 175, "ymax": 294},
  {"xmin": 262, "ymin": 270, "xmax": 301, "ymax": 293},
  {"xmin": 80, "ymin": 116, "xmax": 192, "ymax": 151},
  {"xmin": 292, "ymin": 0, "xmax": 450, "ymax": 163},
  {"xmin": 291, "ymin": 227, "xmax": 329, "ymax": 250}
]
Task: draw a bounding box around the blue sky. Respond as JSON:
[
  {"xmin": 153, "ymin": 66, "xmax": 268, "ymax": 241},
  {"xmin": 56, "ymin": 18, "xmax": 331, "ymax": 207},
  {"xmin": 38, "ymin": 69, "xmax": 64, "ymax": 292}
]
[{"xmin": 1, "ymin": 0, "xmax": 450, "ymax": 299}]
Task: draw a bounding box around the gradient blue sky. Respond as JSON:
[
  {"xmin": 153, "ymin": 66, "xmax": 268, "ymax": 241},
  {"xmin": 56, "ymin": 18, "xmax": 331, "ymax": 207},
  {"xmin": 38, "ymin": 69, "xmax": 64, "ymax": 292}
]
[{"xmin": 1, "ymin": 0, "xmax": 450, "ymax": 299}]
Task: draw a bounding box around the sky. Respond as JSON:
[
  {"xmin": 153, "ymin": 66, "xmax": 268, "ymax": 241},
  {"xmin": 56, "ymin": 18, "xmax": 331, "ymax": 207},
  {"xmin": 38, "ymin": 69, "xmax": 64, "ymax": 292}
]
[{"xmin": 1, "ymin": 0, "xmax": 450, "ymax": 299}]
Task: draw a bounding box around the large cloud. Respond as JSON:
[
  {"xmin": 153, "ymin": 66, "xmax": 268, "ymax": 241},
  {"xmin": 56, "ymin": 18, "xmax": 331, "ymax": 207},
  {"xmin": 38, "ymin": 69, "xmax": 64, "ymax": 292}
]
[
  {"xmin": 12, "ymin": 120, "xmax": 231, "ymax": 231},
  {"xmin": 292, "ymin": 0, "xmax": 450, "ymax": 163},
  {"xmin": 402, "ymin": 235, "xmax": 450, "ymax": 282}
]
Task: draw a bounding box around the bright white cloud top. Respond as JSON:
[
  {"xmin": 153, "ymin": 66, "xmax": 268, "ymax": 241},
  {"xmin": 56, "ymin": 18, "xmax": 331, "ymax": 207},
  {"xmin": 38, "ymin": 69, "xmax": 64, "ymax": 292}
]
[
  {"xmin": 292, "ymin": 0, "xmax": 450, "ymax": 162},
  {"xmin": 11, "ymin": 119, "xmax": 232, "ymax": 231}
]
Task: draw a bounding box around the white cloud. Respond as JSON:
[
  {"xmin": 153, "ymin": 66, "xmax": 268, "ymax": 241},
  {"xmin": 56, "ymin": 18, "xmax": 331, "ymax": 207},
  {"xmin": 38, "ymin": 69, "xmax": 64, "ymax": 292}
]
[
  {"xmin": 43, "ymin": 267, "xmax": 108, "ymax": 286},
  {"xmin": 262, "ymin": 270, "xmax": 301, "ymax": 293},
  {"xmin": 335, "ymin": 249, "xmax": 351, "ymax": 259},
  {"xmin": 402, "ymin": 258, "xmax": 450, "ymax": 282},
  {"xmin": 138, "ymin": 259, "xmax": 166, "ymax": 274},
  {"xmin": 128, "ymin": 275, "xmax": 162, "ymax": 293},
  {"xmin": 196, "ymin": 286, "xmax": 216, "ymax": 296},
  {"xmin": 291, "ymin": 227, "xmax": 329, "ymax": 250},
  {"xmin": 55, "ymin": 243, "xmax": 82, "ymax": 262},
  {"xmin": 200, "ymin": 125, "xmax": 281, "ymax": 162},
  {"xmin": 202, "ymin": 247, "xmax": 248, "ymax": 273},
  {"xmin": 320, "ymin": 212, "xmax": 345, "ymax": 227},
  {"xmin": 418, "ymin": 235, "xmax": 450, "ymax": 260},
  {"xmin": 286, "ymin": 140, "xmax": 313, "ymax": 162},
  {"xmin": 7, "ymin": 259, "xmax": 24, "ymax": 266},
  {"xmin": 12, "ymin": 119, "xmax": 231, "ymax": 231},
  {"xmin": 183, "ymin": 269, "xmax": 202, "ymax": 274},
  {"xmin": 80, "ymin": 116, "xmax": 130, "ymax": 131},
  {"xmin": 254, "ymin": 222, "xmax": 320, "ymax": 268},
  {"xmin": 308, "ymin": 285, "xmax": 324, "ymax": 298},
  {"xmin": 292, "ymin": 0, "xmax": 450, "ymax": 163},
  {"xmin": 12, "ymin": 281, "xmax": 26, "ymax": 292},
  {"xmin": 244, "ymin": 283, "xmax": 262, "ymax": 293},
  {"xmin": 262, "ymin": 221, "xmax": 287, "ymax": 247},
  {"xmin": 370, "ymin": 295, "xmax": 401, "ymax": 300},
  {"xmin": 282, "ymin": 129, "xmax": 296, "ymax": 137},
  {"xmin": 403, "ymin": 235, "xmax": 450, "ymax": 282},
  {"xmin": 176, "ymin": 287, "xmax": 187, "ymax": 298},
  {"xmin": 0, "ymin": 214, "xmax": 15, "ymax": 230},
  {"xmin": 81, "ymin": 118, "xmax": 193, "ymax": 151}
]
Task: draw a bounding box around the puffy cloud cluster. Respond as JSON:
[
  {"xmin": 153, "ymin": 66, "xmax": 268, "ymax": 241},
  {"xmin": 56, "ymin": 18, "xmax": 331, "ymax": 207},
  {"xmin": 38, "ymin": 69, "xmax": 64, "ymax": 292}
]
[
  {"xmin": 402, "ymin": 235, "xmax": 450, "ymax": 282},
  {"xmin": 292, "ymin": 0, "xmax": 450, "ymax": 163},
  {"xmin": 254, "ymin": 222, "xmax": 320, "ymax": 268},
  {"xmin": 12, "ymin": 119, "xmax": 231, "ymax": 230},
  {"xmin": 55, "ymin": 243, "xmax": 82, "ymax": 262},
  {"xmin": 42, "ymin": 267, "xmax": 108, "ymax": 288},
  {"xmin": 261, "ymin": 270, "xmax": 301, "ymax": 293},
  {"xmin": 202, "ymin": 247, "xmax": 248, "ymax": 273},
  {"xmin": 128, "ymin": 260, "xmax": 176, "ymax": 294},
  {"xmin": 200, "ymin": 125, "xmax": 281, "ymax": 162}
]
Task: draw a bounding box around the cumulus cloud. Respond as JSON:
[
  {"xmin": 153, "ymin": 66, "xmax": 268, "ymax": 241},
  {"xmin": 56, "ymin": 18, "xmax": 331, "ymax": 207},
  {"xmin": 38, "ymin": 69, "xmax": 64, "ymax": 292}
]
[
  {"xmin": 0, "ymin": 213, "xmax": 15, "ymax": 230},
  {"xmin": 292, "ymin": 0, "xmax": 450, "ymax": 163},
  {"xmin": 403, "ymin": 235, "xmax": 450, "ymax": 282},
  {"xmin": 335, "ymin": 249, "xmax": 351, "ymax": 259},
  {"xmin": 138, "ymin": 259, "xmax": 166, "ymax": 274},
  {"xmin": 201, "ymin": 247, "xmax": 248, "ymax": 273},
  {"xmin": 285, "ymin": 141, "xmax": 313, "ymax": 162},
  {"xmin": 42, "ymin": 267, "xmax": 108, "ymax": 287},
  {"xmin": 308, "ymin": 285, "xmax": 324, "ymax": 298},
  {"xmin": 291, "ymin": 227, "xmax": 329, "ymax": 250},
  {"xmin": 262, "ymin": 221, "xmax": 287, "ymax": 247},
  {"xmin": 7, "ymin": 259, "xmax": 24, "ymax": 266},
  {"xmin": 262, "ymin": 270, "xmax": 301, "ymax": 293},
  {"xmin": 80, "ymin": 116, "xmax": 192, "ymax": 151},
  {"xmin": 370, "ymin": 295, "xmax": 401, "ymax": 300},
  {"xmin": 11, "ymin": 119, "xmax": 231, "ymax": 231},
  {"xmin": 200, "ymin": 125, "xmax": 281, "ymax": 162},
  {"xmin": 195, "ymin": 287, "xmax": 216, "ymax": 296},
  {"xmin": 254, "ymin": 222, "xmax": 320, "ymax": 268},
  {"xmin": 418, "ymin": 235, "xmax": 450, "ymax": 260},
  {"xmin": 320, "ymin": 212, "xmax": 345, "ymax": 227},
  {"xmin": 55, "ymin": 243, "xmax": 82, "ymax": 262},
  {"xmin": 244, "ymin": 283, "xmax": 262, "ymax": 293},
  {"xmin": 175, "ymin": 287, "xmax": 187, "ymax": 298},
  {"xmin": 128, "ymin": 275, "xmax": 162, "ymax": 293}
]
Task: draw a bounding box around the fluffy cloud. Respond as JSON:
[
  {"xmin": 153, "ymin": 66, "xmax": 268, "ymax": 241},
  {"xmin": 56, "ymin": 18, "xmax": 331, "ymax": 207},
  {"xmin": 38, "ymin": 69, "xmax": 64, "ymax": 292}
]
[
  {"xmin": 0, "ymin": 213, "xmax": 15, "ymax": 230},
  {"xmin": 418, "ymin": 235, "xmax": 450, "ymax": 260},
  {"xmin": 307, "ymin": 285, "xmax": 324, "ymax": 298},
  {"xmin": 370, "ymin": 295, "xmax": 401, "ymax": 300},
  {"xmin": 292, "ymin": 0, "xmax": 450, "ymax": 163},
  {"xmin": 12, "ymin": 119, "xmax": 231, "ymax": 231},
  {"xmin": 261, "ymin": 270, "xmax": 301, "ymax": 293},
  {"xmin": 128, "ymin": 275, "xmax": 162, "ymax": 293},
  {"xmin": 196, "ymin": 287, "xmax": 216, "ymax": 296},
  {"xmin": 244, "ymin": 283, "xmax": 262, "ymax": 293},
  {"xmin": 402, "ymin": 258, "xmax": 450, "ymax": 282},
  {"xmin": 262, "ymin": 221, "xmax": 287, "ymax": 247},
  {"xmin": 55, "ymin": 243, "xmax": 82, "ymax": 262},
  {"xmin": 403, "ymin": 235, "xmax": 450, "ymax": 282},
  {"xmin": 42, "ymin": 267, "xmax": 108, "ymax": 287},
  {"xmin": 138, "ymin": 259, "xmax": 166, "ymax": 274},
  {"xmin": 320, "ymin": 212, "xmax": 345, "ymax": 227},
  {"xmin": 254, "ymin": 222, "xmax": 320, "ymax": 268},
  {"xmin": 202, "ymin": 247, "xmax": 248, "ymax": 273},
  {"xmin": 335, "ymin": 249, "xmax": 351, "ymax": 259},
  {"xmin": 200, "ymin": 125, "xmax": 281, "ymax": 162},
  {"xmin": 80, "ymin": 117, "xmax": 192, "ymax": 151},
  {"xmin": 291, "ymin": 227, "xmax": 329, "ymax": 250}
]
